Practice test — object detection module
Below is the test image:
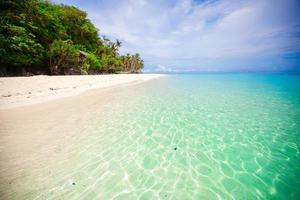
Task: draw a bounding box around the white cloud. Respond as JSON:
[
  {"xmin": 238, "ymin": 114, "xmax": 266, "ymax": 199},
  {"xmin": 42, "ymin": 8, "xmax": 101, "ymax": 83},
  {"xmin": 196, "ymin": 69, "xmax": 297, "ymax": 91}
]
[
  {"xmin": 53, "ymin": 0, "xmax": 300, "ymax": 71},
  {"xmin": 155, "ymin": 64, "xmax": 175, "ymax": 73}
]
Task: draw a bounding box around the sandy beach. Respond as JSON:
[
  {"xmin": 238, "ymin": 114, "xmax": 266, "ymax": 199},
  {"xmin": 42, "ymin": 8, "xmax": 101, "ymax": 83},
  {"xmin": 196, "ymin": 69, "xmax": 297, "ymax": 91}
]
[
  {"xmin": 0, "ymin": 74, "xmax": 165, "ymax": 199},
  {"xmin": 0, "ymin": 74, "xmax": 165, "ymax": 109}
]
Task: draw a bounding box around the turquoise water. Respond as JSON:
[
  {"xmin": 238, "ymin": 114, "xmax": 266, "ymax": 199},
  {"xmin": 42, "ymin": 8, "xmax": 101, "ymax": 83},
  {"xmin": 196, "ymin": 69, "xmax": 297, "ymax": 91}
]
[{"xmin": 21, "ymin": 74, "xmax": 300, "ymax": 199}]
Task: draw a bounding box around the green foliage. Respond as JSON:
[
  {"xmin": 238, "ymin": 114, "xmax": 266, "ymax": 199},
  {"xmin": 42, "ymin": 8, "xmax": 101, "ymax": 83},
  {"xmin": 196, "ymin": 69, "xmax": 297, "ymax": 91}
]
[
  {"xmin": 0, "ymin": 23, "xmax": 44, "ymax": 66},
  {"xmin": 49, "ymin": 39, "xmax": 79, "ymax": 74},
  {"xmin": 0, "ymin": 0, "xmax": 144, "ymax": 76},
  {"xmin": 121, "ymin": 53, "xmax": 144, "ymax": 73},
  {"xmin": 86, "ymin": 52, "xmax": 101, "ymax": 70},
  {"xmin": 101, "ymin": 54, "xmax": 124, "ymax": 73},
  {"xmin": 0, "ymin": 0, "xmax": 45, "ymax": 67},
  {"xmin": 82, "ymin": 62, "xmax": 90, "ymax": 71}
]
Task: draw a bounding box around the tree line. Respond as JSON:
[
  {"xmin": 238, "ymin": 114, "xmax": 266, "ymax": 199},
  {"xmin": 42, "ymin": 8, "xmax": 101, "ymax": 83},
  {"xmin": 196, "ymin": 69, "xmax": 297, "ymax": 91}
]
[{"xmin": 0, "ymin": 0, "xmax": 144, "ymax": 76}]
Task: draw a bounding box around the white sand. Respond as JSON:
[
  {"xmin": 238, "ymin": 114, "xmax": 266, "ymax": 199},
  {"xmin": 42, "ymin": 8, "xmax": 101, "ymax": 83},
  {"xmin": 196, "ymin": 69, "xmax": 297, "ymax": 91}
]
[{"xmin": 0, "ymin": 74, "xmax": 165, "ymax": 109}]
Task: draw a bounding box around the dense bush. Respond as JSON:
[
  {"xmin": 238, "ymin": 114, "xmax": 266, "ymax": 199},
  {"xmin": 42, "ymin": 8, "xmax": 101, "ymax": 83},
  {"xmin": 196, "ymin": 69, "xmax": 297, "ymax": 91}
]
[
  {"xmin": 49, "ymin": 39, "xmax": 80, "ymax": 74},
  {"xmin": 86, "ymin": 52, "xmax": 101, "ymax": 71}
]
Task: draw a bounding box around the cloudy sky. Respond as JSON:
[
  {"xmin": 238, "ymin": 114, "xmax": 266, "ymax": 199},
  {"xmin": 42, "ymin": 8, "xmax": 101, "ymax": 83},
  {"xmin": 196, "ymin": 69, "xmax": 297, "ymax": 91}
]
[{"xmin": 52, "ymin": 0, "xmax": 300, "ymax": 72}]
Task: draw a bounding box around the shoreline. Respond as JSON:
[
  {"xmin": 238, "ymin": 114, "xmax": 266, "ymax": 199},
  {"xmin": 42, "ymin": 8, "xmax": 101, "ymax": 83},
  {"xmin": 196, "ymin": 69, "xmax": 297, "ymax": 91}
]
[
  {"xmin": 0, "ymin": 74, "xmax": 165, "ymax": 199},
  {"xmin": 0, "ymin": 74, "xmax": 165, "ymax": 109}
]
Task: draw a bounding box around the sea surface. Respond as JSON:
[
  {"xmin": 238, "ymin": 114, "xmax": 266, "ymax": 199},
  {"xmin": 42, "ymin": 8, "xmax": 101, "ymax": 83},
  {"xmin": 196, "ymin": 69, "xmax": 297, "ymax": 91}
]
[{"xmin": 19, "ymin": 74, "xmax": 300, "ymax": 199}]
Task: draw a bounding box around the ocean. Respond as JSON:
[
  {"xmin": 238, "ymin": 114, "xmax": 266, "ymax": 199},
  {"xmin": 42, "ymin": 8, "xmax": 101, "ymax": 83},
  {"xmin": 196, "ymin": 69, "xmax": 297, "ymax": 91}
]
[{"xmin": 26, "ymin": 74, "xmax": 300, "ymax": 199}]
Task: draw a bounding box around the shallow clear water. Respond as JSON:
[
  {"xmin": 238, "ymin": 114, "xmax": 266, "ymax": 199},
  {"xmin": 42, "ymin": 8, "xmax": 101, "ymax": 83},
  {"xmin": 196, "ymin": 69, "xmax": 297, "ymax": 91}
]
[{"xmin": 26, "ymin": 74, "xmax": 300, "ymax": 199}]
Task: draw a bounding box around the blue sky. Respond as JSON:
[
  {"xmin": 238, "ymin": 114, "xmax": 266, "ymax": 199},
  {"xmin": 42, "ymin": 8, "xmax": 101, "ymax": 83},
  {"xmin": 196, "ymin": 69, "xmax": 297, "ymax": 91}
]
[{"xmin": 52, "ymin": 0, "xmax": 300, "ymax": 72}]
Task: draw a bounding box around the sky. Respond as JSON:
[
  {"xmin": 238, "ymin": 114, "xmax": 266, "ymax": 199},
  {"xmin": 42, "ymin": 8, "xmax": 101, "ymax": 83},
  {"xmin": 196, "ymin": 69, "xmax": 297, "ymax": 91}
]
[{"xmin": 52, "ymin": 0, "xmax": 300, "ymax": 72}]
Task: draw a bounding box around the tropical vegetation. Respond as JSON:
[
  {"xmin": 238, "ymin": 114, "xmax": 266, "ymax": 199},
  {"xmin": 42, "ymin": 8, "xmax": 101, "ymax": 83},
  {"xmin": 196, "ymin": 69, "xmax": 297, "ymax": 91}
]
[{"xmin": 0, "ymin": 0, "xmax": 144, "ymax": 76}]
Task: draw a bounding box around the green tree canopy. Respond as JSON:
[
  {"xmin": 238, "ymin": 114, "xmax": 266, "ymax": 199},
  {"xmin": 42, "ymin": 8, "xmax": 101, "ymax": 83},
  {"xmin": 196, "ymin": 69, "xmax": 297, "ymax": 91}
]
[{"xmin": 0, "ymin": 0, "xmax": 144, "ymax": 76}]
